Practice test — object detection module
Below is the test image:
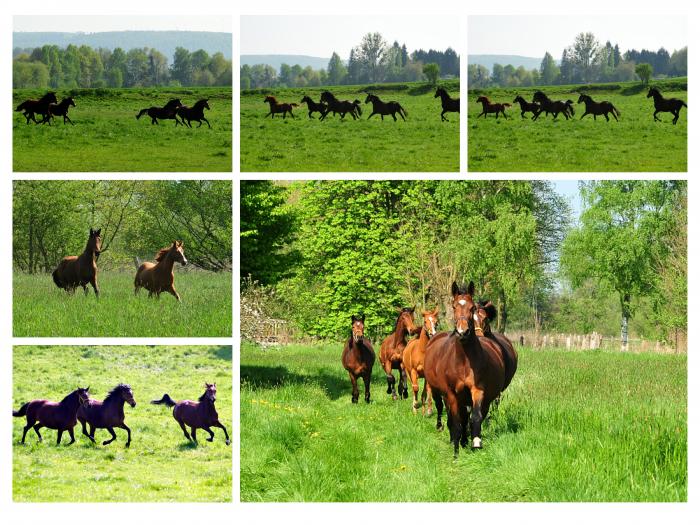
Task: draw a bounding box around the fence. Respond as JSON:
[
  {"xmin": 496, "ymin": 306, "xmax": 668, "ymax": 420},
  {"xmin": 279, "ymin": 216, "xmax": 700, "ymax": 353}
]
[{"xmin": 507, "ymin": 329, "xmax": 686, "ymax": 354}]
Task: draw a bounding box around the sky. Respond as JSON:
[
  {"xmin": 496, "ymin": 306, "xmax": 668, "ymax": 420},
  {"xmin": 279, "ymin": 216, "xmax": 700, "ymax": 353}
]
[
  {"xmin": 241, "ymin": 16, "xmax": 460, "ymax": 57},
  {"xmin": 13, "ymin": 15, "xmax": 232, "ymax": 33},
  {"xmin": 552, "ymin": 180, "xmax": 582, "ymax": 222},
  {"xmin": 468, "ymin": 16, "xmax": 687, "ymax": 58}
]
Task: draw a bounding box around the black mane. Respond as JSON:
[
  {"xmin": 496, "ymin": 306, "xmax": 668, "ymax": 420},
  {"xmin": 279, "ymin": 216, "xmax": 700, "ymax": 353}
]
[{"xmin": 104, "ymin": 383, "xmax": 131, "ymax": 402}]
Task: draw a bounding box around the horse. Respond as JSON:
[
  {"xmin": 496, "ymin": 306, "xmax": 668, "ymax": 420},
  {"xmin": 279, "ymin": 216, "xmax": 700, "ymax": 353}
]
[
  {"xmin": 177, "ymin": 99, "xmax": 211, "ymax": 128},
  {"xmin": 52, "ymin": 228, "xmax": 102, "ymax": 297},
  {"xmin": 263, "ymin": 95, "xmax": 298, "ymax": 119},
  {"xmin": 136, "ymin": 98, "xmax": 182, "ymax": 125},
  {"xmin": 577, "ymin": 94, "xmax": 620, "ymax": 122},
  {"xmin": 476, "ymin": 96, "xmax": 511, "ymax": 119},
  {"xmin": 300, "ymin": 95, "xmax": 328, "ymax": 119},
  {"xmin": 134, "ymin": 240, "xmax": 188, "ymax": 302},
  {"xmin": 424, "ymin": 282, "xmax": 506, "ymax": 457},
  {"xmin": 341, "ymin": 314, "xmax": 375, "ymax": 403},
  {"xmin": 647, "ymin": 87, "xmax": 687, "ymax": 125},
  {"xmin": 319, "ymin": 91, "xmax": 362, "ymax": 120},
  {"xmin": 13, "ymin": 387, "xmax": 91, "ymax": 445},
  {"xmin": 44, "ymin": 97, "xmax": 76, "ymax": 125},
  {"xmin": 513, "ymin": 95, "xmax": 541, "ymax": 119},
  {"xmin": 435, "ymin": 87, "xmax": 460, "ymax": 121},
  {"xmin": 151, "ymin": 383, "xmax": 230, "ymax": 445},
  {"xmin": 77, "ymin": 383, "xmax": 136, "ymax": 448},
  {"xmin": 379, "ymin": 307, "xmax": 418, "ymax": 400},
  {"xmin": 475, "ymin": 300, "xmax": 518, "ymax": 393},
  {"xmin": 402, "ymin": 307, "xmax": 439, "ymax": 415},
  {"xmin": 365, "ymin": 93, "xmax": 407, "ymax": 121},
  {"xmin": 15, "ymin": 92, "xmax": 57, "ymax": 124},
  {"xmin": 532, "ymin": 91, "xmax": 574, "ymax": 120}
]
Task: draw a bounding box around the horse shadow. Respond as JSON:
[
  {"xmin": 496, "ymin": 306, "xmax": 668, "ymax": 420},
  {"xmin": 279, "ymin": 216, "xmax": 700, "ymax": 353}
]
[{"xmin": 240, "ymin": 365, "xmax": 350, "ymax": 401}]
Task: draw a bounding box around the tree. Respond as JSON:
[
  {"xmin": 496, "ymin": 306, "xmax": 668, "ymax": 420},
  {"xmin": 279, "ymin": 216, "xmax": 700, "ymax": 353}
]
[
  {"xmin": 171, "ymin": 47, "xmax": 192, "ymax": 85},
  {"xmin": 423, "ymin": 63, "xmax": 440, "ymax": 85},
  {"xmin": 327, "ymin": 52, "xmax": 347, "ymax": 85},
  {"xmin": 571, "ymin": 32, "xmax": 600, "ymax": 82},
  {"xmin": 539, "ymin": 52, "xmax": 559, "ymax": 85},
  {"xmin": 357, "ymin": 32, "xmax": 387, "ymax": 83},
  {"xmin": 635, "ymin": 63, "xmax": 653, "ymax": 85}
]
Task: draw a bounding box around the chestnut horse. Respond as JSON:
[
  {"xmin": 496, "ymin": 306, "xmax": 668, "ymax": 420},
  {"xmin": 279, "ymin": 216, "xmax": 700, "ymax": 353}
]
[
  {"xmin": 476, "ymin": 96, "xmax": 511, "ymax": 119},
  {"xmin": 134, "ymin": 241, "xmax": 188, "ymax": 302},
  {"xmin": 52, "ymin": 228, "xmax": 102, "ymax": 297},
  {"xmin": 424, "ymin": 282, "xmax": 506, "ymax": 457},
  {"xmin": 13, "ymin": 387, "xmax": 91, "ymax": 445},
  {"xmin": 78, "ymin": 383, "xmax": 136, "ymax": 448},
  {"xmin": 341, "ymin": 314, "xmax": 375, "ymax": 403},
  {"xmin": 151, "ymin": 383, "xmax": 230, "ymax": 445},
  {"xmin": 402, "ymin": 307, "xmax": 439, "ymax": 415},
  {"xmin": 379, "ymin": 307, "xmax": 418, "ymax": 400},
  {"xmin": 264, "ymin": 96, "xmax": 298, "ymax": 119}
]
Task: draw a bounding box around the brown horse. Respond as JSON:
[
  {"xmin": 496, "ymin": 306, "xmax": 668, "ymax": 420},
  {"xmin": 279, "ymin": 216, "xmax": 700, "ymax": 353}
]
[
  {"xmin": 13, "ymin": 387, "xmax": 91, "ymax": 445},
  {"xmin": 402, "ymin": 307, "xmax": 439, "ymax": 415},
  {"xmin": 341, "ymin": 314, "xmax": 375, "ymax": 403},
  {"xmin": 532, "ymin": 91, "xmax": 575, "ymax": 120},
  {"xmin": 15, "ymin": 91, "xmax": 57, "ymax": 124},
  {"xmin": 177, "ymin": 99, "xmax": 211, "ymax": 128},
  {"xmin": 379, "ymin": 307, "xmax": 418, "ymax": 400},
  {"xmin": 52, "ymin": 228, "xmax": 102, "ymax": 297},
  {"xmin": 424, "ymin": 282, "xmax": 506, "ymax": 457},
  {"xmin": 134, "ymin": 241, "xmax": 188, "ymax": 302},
  {"xmin": 475, "ymin": 300, "xmax": 518, "ymax": 392},
  {"xmin": 476, "ymin": 96, "xmax": 511, "ymax": 119},
  {"xmin": 264, "ymin": 96, "xmax": 298, "ymax": 119},
  {"xmin": 151, "ymin": 383, "xmax": 230, "ymax": 445},
  {"xmin": 78, "ymin": 383, "xmax": 136, "ymax": 448},
  {"xmin": 647, "ymin": 87, "xmax": 687, "ymax": 125},
  {"xmin": 44, "ymin": 96, "xmax": 76, "ymax": 125}
]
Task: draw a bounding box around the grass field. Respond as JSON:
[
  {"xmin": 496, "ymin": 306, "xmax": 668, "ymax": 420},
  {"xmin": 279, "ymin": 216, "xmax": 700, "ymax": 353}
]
[
  {"xmin": 240, "ymin": 82, "xmax": 460, "ymax": 172},
  {"xmin": 13, "ymin": 271, "xmax": 232, "ymax": 337},
  {"xmin": 13, "ymin": 87, "xmax": 232, "ymax": 172},
  {"xmin": 241, "ymin": 342, "xmax": 686, "ymax": 502},
  {"xmin": 468, "ymin": 79, "xmax": 687, "ymax": 171},
  {"xmin": 13, "ymin": 345, "xmax": 232, "ymax": 502}
]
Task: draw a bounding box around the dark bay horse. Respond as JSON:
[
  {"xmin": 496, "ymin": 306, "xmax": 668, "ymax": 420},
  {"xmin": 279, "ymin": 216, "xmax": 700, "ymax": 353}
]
[
  {"xmin": 300, "ymin": 95, "xmax": 328, "ymax": 118},
  {"xmin": 16, "ymin": 92, "xmax": 57, "ymax": 124},
  {"xmin": 78, "ymin": 383, "xmax": 136, "ymax": 448},
  {"xmin": 513, "ymin": 95, "xmax": 541, "ymax": 119},
  {"xmin": 402, "ymin": 307, "xmax": 439, "ymax": 415},
  {"xmin": 341, "ymin": 314, "xmax": 376, "ymax": 403},
  {"xmin": 264, "ymin": 96, "xmax": 298, "ymax": 119},
  {"xmin": 532, "ymin": 91, "xmax": 574, "ymax": 120},
  {"xmin": 45, "ymin": 97, "xmax": 76, "ymax": 125},
  {"xmin": 365, "ymin": 93, "xmax": 407, "ymax": 121},
  {"xmin": 151, "ymin": 383, "xmax": 230, "ymax": 445},
  {"xmin": 424, "ymin": 282, "xmax": 506, "ymax": 456},
  {"xmin": 52, "ymin": 228, "xmax": 102, "ymax": 297},
  {"xmin": 136, "ymin": 98, "xmax": 182, "ymax": 125},
  {"xmin": 13, "ymin": 387, "xmax": 91, "ymax": 445},
  {"xmin": 647, "ymin": 87, "xmax": 687, "ymax": 125},
  {"xmin": 379, "ymin": 307, "xmax": 418, "ymax": 400},
  {"xmin": 177, "ymin": 99, "xmax": 211, "ymax": 128},
  {"xmin": 435, "ymin": 87, "xmax": 460, "ymax": 121},
  {"xmin": 134, "ymin": 240, "xmax": 188, "ymax": 302},
  {"xmin": 476, "ymin": 96, "xmax": 511, "ymax": 119},
  {"xmin": 319, "ymin": 91, "xmax": 362, "ymax": 120},
  {"xmin": 475, "ymin": 300, "xmax": 518, "ymax": 393},
  {"xmin": 577, "ymin": 94, "xmax": 620, "ymax": 122}
]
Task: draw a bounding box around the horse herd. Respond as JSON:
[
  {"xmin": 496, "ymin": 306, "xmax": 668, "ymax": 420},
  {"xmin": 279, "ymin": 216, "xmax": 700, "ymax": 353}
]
[
  {"xmin": 342, "ymin": 281, "xmax": 518, "ymax": 458},
  {"xmin": 51, "ymin": 228, "xmax": 189, "ymax": 302},
  {"xmin": 13, "ymin": 382, "xmax": 230, "ymax": 447},
  {"xmin": 263, "ymin": 87, "xmax": 460, "ymax": 122},
  {"xmin": 476, "ymin": 87, "xmax": 687, "ymax": 124}
]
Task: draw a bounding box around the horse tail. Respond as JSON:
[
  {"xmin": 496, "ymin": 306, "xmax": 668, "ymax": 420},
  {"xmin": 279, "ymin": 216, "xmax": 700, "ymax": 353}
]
[
  {"xmin": 400, "ymin": 104, "xmax": 407, "ymax": 117},
  {"xmin": 682, "ymin": 101, "xmax": 688, "ymax": 107},
  {"xmin": 136, "ymin": 108, "xmax": 149, "ymax": 120},
  {"xmin": 291, "ymin": 103, "xmax": 299, "ymax": 107},
  {"xmin": 151, "ymin": 394, "xmax": 176, "ymax": 408},
  {"xmin": 13, "ymin": 402, "xmax": 29, "ymax": 417},
  {"xmin": 52, "ymin": 269, "xmax": 63, "ymax": 289},
  {"xmin": 612, "ymin": 105, "xmax": 621, "ymax": 117},
  {"xmin": 503, "ymin": 103, "xmax": 511, "ymax": 108}
]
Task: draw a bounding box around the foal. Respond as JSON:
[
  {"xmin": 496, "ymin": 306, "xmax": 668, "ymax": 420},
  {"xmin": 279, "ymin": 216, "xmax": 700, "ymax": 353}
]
[
  {"xmin": 476, "ymin": 96, "xmax": 511, "ymax": 119},
  {"xmin": 402, "ymin": 307, "xmax": 439, "ymax": 415},
  {"xmin": 134, "ymin": 240, "xmax": 188, "ymax": 302},
  {"xmin": 264, "ymin": 96, "xmax": 298, "ymax": 119},
  {"xmin": 45, "ymin": 97, "xmax": 76, "ymax": 125},
  {"xmin": 300, "ymin": 95, "xmax": 328, "ymax": 119},
  {"xmin": 341, "ymin": 314, "xmax": 375, "ymax": 403},
  {"xmin": 513, "ymin": 95, "xmax": 541, "ymax": 119}
]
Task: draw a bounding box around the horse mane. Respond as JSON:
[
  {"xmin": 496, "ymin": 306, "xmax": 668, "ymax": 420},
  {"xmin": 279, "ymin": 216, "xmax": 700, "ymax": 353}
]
[
  {"xmin": 60, "ymin": 389, "xmax": 79, "ymax": 404},
  {"xmin": 104, "ymin": 383, "xmax": 130, "ymax": 402},
  {"xmin": 193, "ymin": 99, "xmax": 208, "ymax": 108},
  {"xmin": 198, "ymin": 391, "xmax": 213, "ymax": 403},
  {"xmin": 155, "ymin": 245, "xmax": 173, "ymax": 261}
]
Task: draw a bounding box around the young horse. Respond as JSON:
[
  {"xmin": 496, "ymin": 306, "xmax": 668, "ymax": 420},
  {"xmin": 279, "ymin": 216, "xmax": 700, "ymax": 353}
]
[
  {"xmin": 300, "ymin": 95, "xmax": 328, "ymax": 119},
  {"xmin": 134, "ymin": 240, "xmax": 188, "ymax": 302},
  {"xmin": 341, "ymin": 314, "xmax": 375, "ymax": 403},
  {"xmin": 177, "ymin": 99, "xmax": 211, "ymax": 128},
  {"xmin": 319, "ymin": 91, "xmax": 362, "ymax": 120},
  {"xmin": 77, "ymin": 383, "xmax": 136, "ymax": 448},
  {"xmin": 151, "ymin": 383, "xmax": 230, "ymax": 445},
  {"xmin": 52, "ymin": 228, "xmax": 102, "ymax": 297},
  {"xmin": 513, "ymin": 95, "xmax": 541, "ymax": 119},
  {"xmin": 577, "ymin": 94, "xmax": 620, "ymax": 122},
  {"xmin": 136, "ymin": 98, "xmax": 182, "ymax": 125},
  {"xmin": 647, "ymin": 87, "xmax": 687, "ymax": 125},
  {"xmin": 264, "ymin": 96, "xmax": 298, "ymax": 119},
  {"xmin": 379, "ymin": 307, "xmax": 418, "ymax": 400},
  {"xmin": 476, "ymin": 96, "xmax": 511, "ymax": 119},
  {"xmin": 13, "ymin": 387, "xmax": 91, "ymax": 445},
  {"xmin": 15, "ymin": 92, "xmax": 57, "ymax": 124},
  {"xmin": 365, "ymin": 93, "xmax": 407, "ymax": 121},
  {"xmin": 402, "ymin": 307, "xmax": 440, "ymax": 415},
  {"xmin": 532, "ymin": 91, "xmax": 574, "ymax": 120},
  {"xmin": 435, "ymin": 87, "xmax": 460, "ymax": 121},
  {"xmin": 45, "ymin": 97, "xmax": 76, "ymax": 125}
]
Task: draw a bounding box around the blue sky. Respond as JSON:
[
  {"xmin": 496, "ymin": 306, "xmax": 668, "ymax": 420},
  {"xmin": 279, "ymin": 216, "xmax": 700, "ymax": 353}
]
[{"xmin": 552, "ymin": 180, "xmax": 583, "ymax": 221}]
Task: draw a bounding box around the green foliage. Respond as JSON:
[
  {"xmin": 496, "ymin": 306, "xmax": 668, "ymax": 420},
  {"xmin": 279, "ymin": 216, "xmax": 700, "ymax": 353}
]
[
  {"xmin": 422, "ymin": 63, "xmax": 440, "ymax": 86},
  {"xmin": 635, "ymin": 63, "xmax": 653, "ymax": 85}
]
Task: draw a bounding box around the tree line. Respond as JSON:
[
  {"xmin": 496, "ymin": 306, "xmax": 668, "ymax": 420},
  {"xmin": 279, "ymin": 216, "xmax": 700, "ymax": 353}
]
[
  {"xmin": 13, "ymin": 44, "xmax": 233, "ymax": 89},
  {"xmin": 241, "ymin": 32, "xmax": 459, "ymax": 89}
]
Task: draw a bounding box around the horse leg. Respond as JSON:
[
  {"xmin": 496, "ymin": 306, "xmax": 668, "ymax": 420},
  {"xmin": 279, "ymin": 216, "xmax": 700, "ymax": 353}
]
[
  {"xmin": 604, "ymin": 113, "xmax": 609, "ymax": 122},
  {"xmin": 367, "ymin": 112, "xmax": 375, "ymax": 120},
  {"xmin": 348, "ymin": 371, "xmax": 359, "ymax": 403},
  {"xmin": 410, "ymin": 369, "xmax": 419, "ymax": 414},
  {"xmin": 56, "ymin": 429, "xmax": 63, "ymax": 445},
  {"xmin": 363, "ymin": 372, "xmax": 371, "ymax": 404},
  {"xmin": 653, "ymin": 110, "xmax": 661, "ymax": 122},
  {"xmin": 214, "ymin": 421, "xmax": 231, "ymax": 445},
  {"xmin": 21, "ymin": 421, "xmax": 35, "ymax": 444},
  {"xmin": 167, "ymin": 285, "xmax": 181, "ymax": 302},
  {"xmin": 66, "ymin": 427, "xmax": 76, "ymax": 445},
  {"xmin": 82, "ymin": 284, "xmax": 88, "ymax": 295},
  {"xmin": 178, "ymin": 421, "xmax": 192, "ymax": 441},
  {"xmin": 202, "ymin": 117, "xmax": 211, "ymax": 129},
  {"xmin": 434, "ymin": 394, "xmax": 444, "ymax": 431},
  {"xmin": 469, "ymin": 389, "xmax": 485, "ymax": 449},
  {"xmin": 441, "ymin": 110, "xmax": 448, "ymax": 122},
  {"xmin": 103, "ymin": 427, "xmax": 117, "ymax": 446},
  {"xmin": 384, "ymin": 361, "xmax": 396, "ymax": 399},
  {"xmin": 33, "ymin": 424, "xmax": 44, "ymax": 442},
  {"xmin": 445, "ymin": 391, "xmax": 462, "ymax": 458},
  {"xmin": 203, "ymin": 427, "xmax": 215, "ymax": 442},
  {"xmin": 392, "ymin": 113, "xmax": 397, "ymax": 122},
  {"xmin": 90, "ymin": 276, "xmax": 99, "ymax": 297},
  {"xmin": 425, "ymin": 382, "xmax": 433, "ymax": 417},
  {"xmin": 66, "ymin": 115, "xmax": 74, "ymax": 125},
  {"xmin": 673, "ymin": 111, "xmax": 679, "ymax": 125},
  {"xmin": 459, "ymin": 399, "xmax": 470, "ymax": 449},
  {"xmin": 81, "ymin": 420, "xmax": 96, "ymax": 443},
  {"xmin": 117, "ymin": 423, "xmax": 132, "ymax": 447},
  {"xmin": 191, "ymin": 427, "xmax": 198, "ymax": 444}
]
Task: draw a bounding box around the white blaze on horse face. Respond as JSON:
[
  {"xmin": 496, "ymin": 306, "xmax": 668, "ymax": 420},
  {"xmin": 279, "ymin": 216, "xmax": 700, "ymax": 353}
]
[{"xmin": 458, "ymin": 299, "xmax": 466, "ymax": 306}]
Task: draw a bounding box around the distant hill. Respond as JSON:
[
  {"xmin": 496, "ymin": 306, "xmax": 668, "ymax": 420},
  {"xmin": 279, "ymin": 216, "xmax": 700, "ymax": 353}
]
[
  {"xmin": 241, "ymin": 54, "xmax": 331, "ymax": 70},
  {"xmin": 468, "ymin": 54, "xmax": 547, "ymax": 71},
  {"xmin": 13, "ymin": 31, "xmax": 232, "ymax": 59}
]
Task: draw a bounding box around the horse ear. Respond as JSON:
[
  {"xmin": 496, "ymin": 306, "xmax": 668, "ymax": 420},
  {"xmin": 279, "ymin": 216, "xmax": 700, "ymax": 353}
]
[
  {"xmin": 351, "ymin": 314, "xmax": 357, "ymax": 322},
  {"xmin": 409, "ymin": 306, "xmax": 415, "ymax": 313},
  {"xmin": 90, "ymin": 228, "xmax": 94, "ymax": 235},
  {"xmin": 360, "ymin": 314, "xmax": 365, "ymax": 322},
  {"xmin": 451, "ymin": 281, "xmax": 459, "ymax": 297},
  {"xmin": 172, "ymin": 240, "xmax": 177, "ymax": 246},
  {"xmin": 468, "ymin": 281, "xmax": 475, "ymax": 296},
  {"xmin": 86, "ymin": 386, "xmax": 90, "ymax": 391},
  {"xmin": 95, "ymin": 229, "xmax": 101, "ymax": 236}
]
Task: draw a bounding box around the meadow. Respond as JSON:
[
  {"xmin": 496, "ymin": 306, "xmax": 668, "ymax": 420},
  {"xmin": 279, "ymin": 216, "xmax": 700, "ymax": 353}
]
[
  {"xmin": 13, "ymin": 271, "xmax": 232, "ymax": 337},
  {"xmin": 12, "ymin": 345, "xmax": 232, "ymax": 502},
  {"xmin": 468, "ymin": 79, "xmax": 687, "ymax": 171},
  {"xmin": 12, "ymin": 87, "xmax": 232, "ymax": 172},
  {"xmin": 240, "ymin": 82, "xmax": 460, "ymax": 172},
  {"xmin": 240, "ymin": 342, "xmax": 687, "ymax": 502}
]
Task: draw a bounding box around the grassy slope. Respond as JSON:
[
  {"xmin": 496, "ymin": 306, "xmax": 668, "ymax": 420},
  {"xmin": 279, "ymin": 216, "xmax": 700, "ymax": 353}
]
[
  {"xmin": 240, "ymin": 342, "xmax": 686, "ymax": 502},
  {"xmin": 13, "ymin": 345, "xmax": 232, "ymax": 502},
  {"xmin": 13, "ymin": 272, "xmax": 232, "ymax": 337},
  {"xmin": 467, "ymin": 80, "xmax": 687, "ymax": 172},
  {"xmin": 13, "ymin": 87, "xmax": 232, "ymax": 172},
  {"xmin": 240, "ymin": 83, "xmax": 460, "ymax": 172}
]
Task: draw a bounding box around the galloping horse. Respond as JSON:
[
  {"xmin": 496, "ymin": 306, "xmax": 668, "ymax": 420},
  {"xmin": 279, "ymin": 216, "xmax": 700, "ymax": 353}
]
[
  {"xmin": 136, "ymin": 98, "xmax": 182, "ymax": 125},
  {"xmin": 513, "ymin": 95, "xmax": 541, "ymax": 119},
  {"xmin": 13, "ymin": 387, "xmax": 91, "ymax": 445},
  {"xmin": 151, "ymin": 383, "xmax": 230, "ymax": 445},
  {"xmin": 476, "ymin": 96, "xmax": 511, "ymax": 119},
  {"xmin": 15, "ymin": 92, "xmax": 57, "ymax": 124},
  {"xmin": 52, "ymin": 228, "xmax": 102, "ymax": 297},
  {"xmin": 319, "ymin": 91, "xmax": 362, "ymax": 120},
  {"xmin": 134, "ymin": 240, "xmax": 188, "ymax": 302},
  {"xmin": 341, "ymin": 314, "xmax": 375, "ymax": 403},
  {"xmin": 300, "ymin": 95, "xmax": 328, "ymax": 119},
  {"xmin": 647, "ymin": 87, "xmax": 687, "ymax": 125},
  {"xmin": 435, "ymin": 87, "xmax": 460, "ymax": 121},
  {"xmin": 45, "ymin": 97, "xmax": 76, "ymax": 125},
  {"xmin": 402, "ymin": 307, "xmax": 439, "ymax": 415},
  {"xmin": 365, "ymin": 93, "xmax": 407, "ymax": 121},
  {"xmin": 263, "ymin": 96, "xmax": 298, "ymax": 119},
  {"xmin": 577, "ymin": 94, "xmax": 620, "ymax": 122},
  {"xmin": 78, "ymin": 383, "xmax": 136, "ymax": 448},
  {"xmin": 532, "ymin": 91, "xmax": 574, "ymax": 120},
  {"xmin": 424, "ymin": 282, "xmax": 506, "ymax": 456},
  {"xmin": 177, "ymin": 99, "xmax": 211, "ymax": 128},
  {"xmin": 379, "ymin": 307, "xmax": 418, "ymax": 400}
]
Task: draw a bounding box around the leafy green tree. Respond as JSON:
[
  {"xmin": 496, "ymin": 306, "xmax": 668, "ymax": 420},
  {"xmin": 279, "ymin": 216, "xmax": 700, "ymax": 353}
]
[
  {"xmin": 635, "ymin": 62, "xmax": 653, "ymax": 85},
  {"xmin": 539, "ymin": 52, "xmax": 559, "ymax": 85},
  {"xmin": 423, "ymin": 62, "xmax": 440, "ymax": 85},
  {"xmin": 327, "ymin": 52, "xmax": 347, "ymax": 85},
  {"xmin": 357, "ymin": 32, "xmax": 387, "ymax": 83},
  {"xmin": 171, "ymin": 47, "xmax": 192, "ymax": 85}
]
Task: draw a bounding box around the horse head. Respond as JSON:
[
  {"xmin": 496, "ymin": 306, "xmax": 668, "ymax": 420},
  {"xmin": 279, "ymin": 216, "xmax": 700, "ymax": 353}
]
[
  {"xmin": 365, "ymin": 93, "xmax": 377, "ymax": 104},
  {"xmin": 435, "ymin": 88, "xmax": 444, "ymax": 98},
  {"xmin": 65, "ymin": 97, "xmax": 76, "ymax": 107},
  {"xmin": 474, "ymin": 300, "xmax": 497, "ymax": 336},
  {"xmin": 172, "ymin": 240, "xmax": 188, "ymax": 266},
  {"xmin": 77, "ymin": 386, "xmax": 91, "ymax": 406},
  {"xmin": 351, "ymin": 314, "xmax": 366, "ymax": 343},
  {"xmin": 204, "ymin": 382, "xmax": 217, "ymax": 402},
  {"xmin": 89, "ymin": 228, "xmax": 102, "ymax": 258},
  {"xmin": 451, "ymin": 281, "xmax": 477, "ymax": 338},
  {"xmin": 120, "ymin": 384, "xmax": 136, "ymax": 407},
  {"xmin": 647, "ymin": 87, "xmax": 659, "ymax": 99},
  {"xmin": 301, "ymin": 96, "xmax": 310, "ymax": 104},
  {"xmin": 264, "ymin": 95, "xmax": 277, "ymax": 104},
  {"xmin": 395, "ymin": 306, "xmax": 417, "ymax": 334},
  {"xmin": 421, "ymin": 307, "xmax": 440, "ymax": 338}
]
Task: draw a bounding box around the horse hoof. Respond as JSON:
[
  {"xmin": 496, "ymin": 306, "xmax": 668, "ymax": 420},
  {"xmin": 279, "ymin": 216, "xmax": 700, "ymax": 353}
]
[
  {"xmin": 125, "ymin": 442, "xmax": 131, "ymax": 448},
  {"xmin": 472, "ymin": 437, "xmax": 482, "ymax": 449},
  {"xmin": 102, "ymin": 441, "xmax": 110, "ymax": 446},
  {"xmin": 351, "ymin": 397, "xmax": 358, "ymax": 404},
  {"xmin": 225, "ymin": 440, "xmax": 231, "ymax": 446}
]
